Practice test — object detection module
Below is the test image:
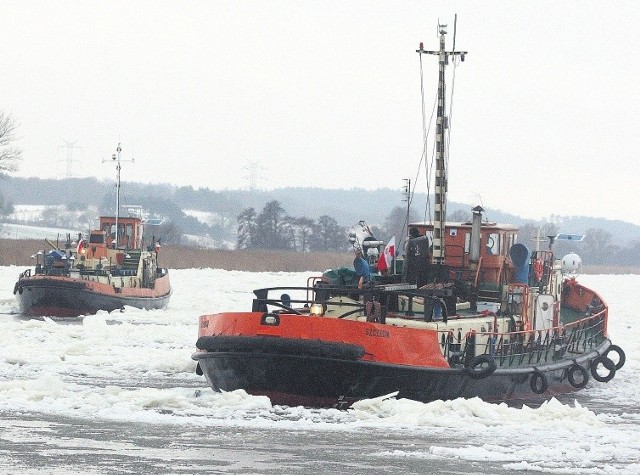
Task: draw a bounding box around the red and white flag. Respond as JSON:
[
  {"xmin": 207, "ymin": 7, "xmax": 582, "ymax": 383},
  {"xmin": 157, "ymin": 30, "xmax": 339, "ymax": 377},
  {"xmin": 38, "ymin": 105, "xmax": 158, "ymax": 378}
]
[{"xmin": 377, "ymin": 235, "xmax": 396, "ymax": 272}]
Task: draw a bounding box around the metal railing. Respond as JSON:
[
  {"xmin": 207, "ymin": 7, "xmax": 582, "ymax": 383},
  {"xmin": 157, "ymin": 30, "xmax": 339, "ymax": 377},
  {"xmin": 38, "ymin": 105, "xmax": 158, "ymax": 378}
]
[{"xmin": 441, "ymin": 309, "xmax": 607, "ymax": 368}]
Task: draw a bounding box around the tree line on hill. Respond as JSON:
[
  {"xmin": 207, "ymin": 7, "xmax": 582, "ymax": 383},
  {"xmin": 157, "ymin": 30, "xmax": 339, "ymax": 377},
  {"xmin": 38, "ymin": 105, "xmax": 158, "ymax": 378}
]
[
  {"xmin": 235, "ymin": 200, "xmax": 421, "ymax": 253},
  {"xmin": 237, "ymin": 201, "xmax": 346, "ymax": 252},
  {"xmin": 1, "ymin": 176, "xmax": 640, "ymax": 266},
  {"xmin": 234, "ymin": 202, "xmax": 640, "ymax": 267},
  {"xmin": 484, "ymin": 220, "xmax": 640, "ymax": 267}
]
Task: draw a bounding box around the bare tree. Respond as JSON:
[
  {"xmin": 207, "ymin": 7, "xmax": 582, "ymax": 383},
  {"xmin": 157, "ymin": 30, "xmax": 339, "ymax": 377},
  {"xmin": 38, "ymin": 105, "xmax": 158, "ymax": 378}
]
[
  {"xmin": 157, "ymin": 221, "xmax": 183, "ymax": 245},
  {"xmin": 237, "ymin": 207, "xmax": 258, "ymax": 249},
  {"xmin": 294, "ymin": 217, "xmax": 315, "ymax": 252},
  {"xmin": 382, "ymin": 205, "xmax": 420, "ymax": 255},
  {"xmin": 0, "ymin": 111, "xmax": 22, "ymax": 172},
  {"xmin": 583, "ymin": 227, "xmax": 618, "ymax": 265},
  {"xmin": 255, "ymin": 200, "xmax": 289, "ymax": 250},
  {"xmin": 311, "ymin": 215, "xmax": 347, "ymax": 252}
]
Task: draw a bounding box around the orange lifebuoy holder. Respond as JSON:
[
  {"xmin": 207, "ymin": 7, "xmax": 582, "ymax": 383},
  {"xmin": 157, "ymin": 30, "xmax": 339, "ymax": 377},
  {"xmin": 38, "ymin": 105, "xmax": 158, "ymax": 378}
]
[{"xmin": 533, "ymin": 259, "xmax": 543, "ymax": 281}]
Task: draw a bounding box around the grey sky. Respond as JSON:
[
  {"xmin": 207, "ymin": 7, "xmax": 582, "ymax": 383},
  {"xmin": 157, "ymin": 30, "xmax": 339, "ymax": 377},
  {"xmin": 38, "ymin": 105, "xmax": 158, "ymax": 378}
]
[{"xmin": 2, "ymin": 1, "xmax": 639, "ymax": 225}]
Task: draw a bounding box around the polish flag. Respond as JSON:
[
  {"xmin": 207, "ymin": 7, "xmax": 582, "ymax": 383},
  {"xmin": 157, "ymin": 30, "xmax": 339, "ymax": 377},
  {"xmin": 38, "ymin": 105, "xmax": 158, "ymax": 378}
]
[{"xmin": 377, "ymin": 236, "xmax": 396, "ymax": 273}]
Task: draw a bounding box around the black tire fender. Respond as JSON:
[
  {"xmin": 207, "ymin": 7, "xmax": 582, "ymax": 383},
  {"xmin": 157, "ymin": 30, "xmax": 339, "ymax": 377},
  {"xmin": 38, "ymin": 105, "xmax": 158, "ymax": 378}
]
[
  {"xmin": 466, "ymin": 354, "xmax": 497, "ymax": 379},
  {"xmin": 567, "ymin": 363, "xmax": 589, "ymax": 389},
  {"xmin": 605, "ymin": 344, "xmax": 626, "ymax": 370},
  {"xmin": 590, "ymin": 355, "xmax": 616, "ymax": 383},
  {"xmin": 530, "ymin": 370, "xmax": 548, "ymax": 394}
]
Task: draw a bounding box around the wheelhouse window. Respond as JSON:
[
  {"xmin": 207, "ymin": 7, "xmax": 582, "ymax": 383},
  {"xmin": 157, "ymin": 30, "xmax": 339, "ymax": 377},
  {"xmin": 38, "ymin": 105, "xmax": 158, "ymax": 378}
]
[
  {"xmin": 125, "ymin": 224, "xmax": 133, "ymax": 244},
  {"xmin": 486, "ymin": 232, "xmax": 500, "ymax": 255},
  {"xmin": 89, "ymin": 232, "xmax": 105, "ymax": 244}
]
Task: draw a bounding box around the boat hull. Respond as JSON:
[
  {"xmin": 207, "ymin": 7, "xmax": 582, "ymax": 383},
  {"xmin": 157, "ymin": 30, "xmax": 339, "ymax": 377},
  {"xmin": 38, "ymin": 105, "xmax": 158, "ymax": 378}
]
[
  {"xmin": 14, "ymin": 274, "xmax": 171, "ymax": 317},
  {"xmin": 193, "ymin": 334, "xmax": 612, "ymax": 409}
]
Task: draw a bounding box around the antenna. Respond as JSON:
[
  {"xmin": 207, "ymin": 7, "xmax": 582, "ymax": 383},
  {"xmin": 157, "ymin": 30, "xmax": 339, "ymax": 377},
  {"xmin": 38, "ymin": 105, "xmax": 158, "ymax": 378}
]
[
  {"xmin": 103, "ymin": 143, "xmax": 134, "ymax": 248},
  {"xmin": 532, "ymin": 228, "xmax": 546, "ymax": 253},
  {"xmin": 452, "ymin": 14, "xmax": 457, "ymax": 53},
  {"xmin": 403, "ymin": 178, "xmax": 411, "ymax": 235}
]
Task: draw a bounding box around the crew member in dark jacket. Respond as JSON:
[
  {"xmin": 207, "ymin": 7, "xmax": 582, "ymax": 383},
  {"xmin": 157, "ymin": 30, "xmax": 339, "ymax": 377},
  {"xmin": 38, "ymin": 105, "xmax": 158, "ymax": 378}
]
[{"xmin": 353, "ymin": 248, "xmax": 371, "ymax": 289}]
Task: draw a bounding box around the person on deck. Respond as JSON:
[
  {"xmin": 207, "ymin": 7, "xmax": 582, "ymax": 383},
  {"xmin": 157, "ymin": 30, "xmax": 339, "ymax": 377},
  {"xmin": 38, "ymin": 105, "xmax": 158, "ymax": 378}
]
[{"xmin": 353, "ymin": 248, "xmax": 371, "ymax": 289}]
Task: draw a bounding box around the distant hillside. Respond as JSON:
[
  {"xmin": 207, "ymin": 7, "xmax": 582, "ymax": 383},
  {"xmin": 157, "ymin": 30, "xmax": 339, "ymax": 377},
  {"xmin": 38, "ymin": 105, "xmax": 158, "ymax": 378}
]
[
  {"xmin": 1, "ymin": 176, "xmax": 640, "ymax": 244},
  {"xmin": 1, "ymin": 239, "xmax": 637, "ymax": 274}
]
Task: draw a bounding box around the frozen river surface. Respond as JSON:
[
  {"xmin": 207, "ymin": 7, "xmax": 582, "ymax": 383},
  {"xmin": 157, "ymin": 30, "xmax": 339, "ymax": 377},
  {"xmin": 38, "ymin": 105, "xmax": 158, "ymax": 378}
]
[{"xmin": 1, "ymin": 267, "xmax": 639, "ymax": 474}]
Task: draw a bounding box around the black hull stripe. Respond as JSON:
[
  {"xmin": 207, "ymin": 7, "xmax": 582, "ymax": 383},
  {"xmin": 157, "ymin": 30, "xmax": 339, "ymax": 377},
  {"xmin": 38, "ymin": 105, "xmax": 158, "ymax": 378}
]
[{"xmin": 196, "ymin": 335, "xmax": 365, "ymax": 360}]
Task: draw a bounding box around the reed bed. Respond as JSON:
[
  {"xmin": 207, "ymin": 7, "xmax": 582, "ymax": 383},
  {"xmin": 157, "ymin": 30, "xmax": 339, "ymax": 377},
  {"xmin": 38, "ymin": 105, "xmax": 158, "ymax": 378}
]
[
  {"xmin": 158, "ymin": 246, "xmax": 353, "ymax": 272},
  {"xmin": 0, "ymin": 239, "xmax": 353, "ymax": 272}
]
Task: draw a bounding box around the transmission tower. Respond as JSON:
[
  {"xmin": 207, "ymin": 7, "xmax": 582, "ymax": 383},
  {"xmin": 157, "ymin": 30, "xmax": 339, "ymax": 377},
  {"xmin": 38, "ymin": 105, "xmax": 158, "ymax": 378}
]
[
  {"xmin": 57, "ymin": 140, "xmax": 82, "ymax": 178},
  {"xmin": 242, "ymin": 160, "xmax": 267, "ymax": 190}
]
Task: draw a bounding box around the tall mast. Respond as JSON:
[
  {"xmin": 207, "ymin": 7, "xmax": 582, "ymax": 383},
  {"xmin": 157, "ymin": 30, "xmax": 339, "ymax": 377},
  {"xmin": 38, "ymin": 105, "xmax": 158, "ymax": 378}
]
[
  {"xmin": 417, "ymin": 21, "xmax": 466, "ymax": 266},
  {"xmin": 112, "ymin": 143, "xmax": 122, "ymax": 248},
  {"xmin": 109, "ymin": 143, "xmax": 134, "ymax": 248}
]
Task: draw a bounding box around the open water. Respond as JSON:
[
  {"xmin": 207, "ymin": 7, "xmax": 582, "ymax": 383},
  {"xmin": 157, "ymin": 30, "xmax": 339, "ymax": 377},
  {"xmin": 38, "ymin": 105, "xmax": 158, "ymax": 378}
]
[{"xmin": 0, "ymin": 267, "xmax": 638, "ymax": 474}]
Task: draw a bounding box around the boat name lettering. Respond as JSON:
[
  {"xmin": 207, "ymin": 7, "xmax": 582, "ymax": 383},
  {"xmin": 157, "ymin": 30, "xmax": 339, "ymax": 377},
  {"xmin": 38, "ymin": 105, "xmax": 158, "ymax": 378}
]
[{"xmin": 365, "ymin": 328, "xmax": 390, "ymax": 338}]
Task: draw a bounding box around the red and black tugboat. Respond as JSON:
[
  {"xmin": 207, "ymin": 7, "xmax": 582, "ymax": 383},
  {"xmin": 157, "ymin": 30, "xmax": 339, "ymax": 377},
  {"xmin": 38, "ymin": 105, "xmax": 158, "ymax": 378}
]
[
  {"xmin": 192, "ymin": 23, "xmax": 624, "ymax": 408},
  {"xmin": 14, "ymin": 144, "xmax": 171, "ymax": 317}
]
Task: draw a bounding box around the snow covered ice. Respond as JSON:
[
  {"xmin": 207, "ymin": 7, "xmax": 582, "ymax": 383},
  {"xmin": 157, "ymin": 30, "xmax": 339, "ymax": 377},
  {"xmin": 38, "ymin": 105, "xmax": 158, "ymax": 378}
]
[{"xmin": 1, "ymin": 267, "xmax": 639, "ymax": 474}]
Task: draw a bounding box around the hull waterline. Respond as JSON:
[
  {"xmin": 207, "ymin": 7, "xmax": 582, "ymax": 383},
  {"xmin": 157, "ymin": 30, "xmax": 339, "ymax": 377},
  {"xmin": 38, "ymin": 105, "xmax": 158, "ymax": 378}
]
[
  {"xmin": 15, "ymin": 275, "xmax": 171, "ymax": 317},
  {"xmin": 14, "ymin": 144, "xmax": 172, "ymax": 318},
  {"xmin": 193, "ymin": 335, "xmax": 613, "ymax": 409}
]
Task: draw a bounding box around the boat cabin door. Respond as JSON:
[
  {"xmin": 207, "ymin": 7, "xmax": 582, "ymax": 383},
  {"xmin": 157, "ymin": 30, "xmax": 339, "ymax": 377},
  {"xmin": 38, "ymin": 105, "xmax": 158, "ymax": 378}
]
[{"xmin": 533, "ymin": 294, "xmax": 554, "ymax": 331}]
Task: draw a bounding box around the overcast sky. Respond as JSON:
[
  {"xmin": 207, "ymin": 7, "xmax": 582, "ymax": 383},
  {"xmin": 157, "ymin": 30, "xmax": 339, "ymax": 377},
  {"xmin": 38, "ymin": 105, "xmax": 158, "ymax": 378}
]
[{"xmin": 2, "ymin": 1, "xmax": 639, "ymax": 226}]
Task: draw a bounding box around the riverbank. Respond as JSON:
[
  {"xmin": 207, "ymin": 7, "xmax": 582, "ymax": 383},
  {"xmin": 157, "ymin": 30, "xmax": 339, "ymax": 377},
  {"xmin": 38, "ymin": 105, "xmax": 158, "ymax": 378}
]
[
  {"xmin": 1, "ymin": 239, "xmax": 637, "ymax": 274},
  {"xmin": 0, "ymin": 239, "xmax": 353, "ymax": 272}
]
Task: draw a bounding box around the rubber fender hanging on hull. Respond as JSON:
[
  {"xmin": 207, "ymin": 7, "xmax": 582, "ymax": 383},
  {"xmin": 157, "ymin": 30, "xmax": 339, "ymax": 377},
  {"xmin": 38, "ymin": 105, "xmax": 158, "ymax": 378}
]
[
  {"xmin": 605, "ymin": 345, "xmax": 626, "ymax": 370},
  {"xmin": 466, "ymin": 354, "xmax": 497, "ymax": 379},
  {"xmin": 530, "ymin": 370, "xmax": 548, "ymax": 394},
  {"xmin": 590, "ymin": 355, "xmax": 617, "ymax": 383},
  {"xmin": 567, "ymin": 364, "xmax": 589, "ymax": 389}
]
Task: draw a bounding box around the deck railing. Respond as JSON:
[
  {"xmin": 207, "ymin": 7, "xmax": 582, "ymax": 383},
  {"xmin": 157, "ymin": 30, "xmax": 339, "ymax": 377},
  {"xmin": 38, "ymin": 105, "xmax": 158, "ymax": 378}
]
[
  {"xmin": 248, "ymin": 284, "xmax": 609, "ymax": 369},
  {"xmin": 446, "ymin": 308, "xmax": 608, "ymax": 368}
]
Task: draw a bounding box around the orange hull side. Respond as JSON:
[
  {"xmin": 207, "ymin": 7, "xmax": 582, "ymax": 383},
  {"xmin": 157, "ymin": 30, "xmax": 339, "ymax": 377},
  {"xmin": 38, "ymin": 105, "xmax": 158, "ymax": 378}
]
[
  {"xmin": 563, "ymin": 278, "xmax": 609, "ymax": 335},
  {"xmin": 198, "ymin": 312, "xmax": 450, "ymax": 368},
  {"xmin": 25, "ymin": 274, "xmax": 171, "ymax": 298}
]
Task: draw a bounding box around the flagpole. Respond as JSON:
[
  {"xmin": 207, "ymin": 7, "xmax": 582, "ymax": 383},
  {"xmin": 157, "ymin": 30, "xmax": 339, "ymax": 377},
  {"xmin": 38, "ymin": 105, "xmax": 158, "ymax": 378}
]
[{"xmin": 392, "ymin": 235, "xmax": 396, "ymax": 275}]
